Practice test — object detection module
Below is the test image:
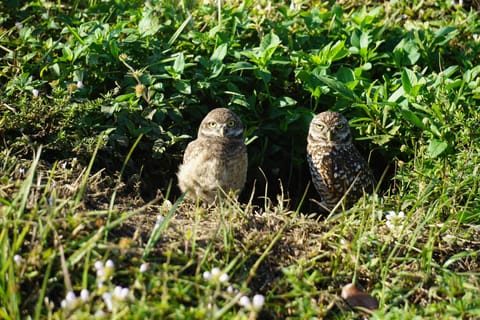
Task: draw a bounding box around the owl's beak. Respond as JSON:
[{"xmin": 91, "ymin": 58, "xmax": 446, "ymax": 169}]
[
  {"xmin": 220, "ymin": 126, "xmax": 226, "ymax": 137},
  {"xmin": 326, "ymin": 131, "xmax": 332, "ymax": 141}
]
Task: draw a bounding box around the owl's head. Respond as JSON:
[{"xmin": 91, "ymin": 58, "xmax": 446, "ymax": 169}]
[
  {"xmin": 198, "ymin": 108, "xmax": 244, "ymax": 139},
  {"xmin": 308, "ymin": 111, "xmax": 352, "ymax": 146}
]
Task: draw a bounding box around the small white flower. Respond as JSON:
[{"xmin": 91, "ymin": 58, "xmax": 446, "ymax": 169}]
[
  {"xmin": 94, "ymin": 310, "xmax": 106, "ymax": 318},
  {"xmin": 113, "ymin": 286, "xmax": 129, "ymax": 300},
  {"xmin": 15, "ymin": 22, "xmax": 23, "ymax": 30},
  {"xmin": 239, "ymin": 295, "xmax": 251, "ymax": 308},
  {"xmin": 139, "ymin": 263, "xmax": 148, "ymax": 273},
  {"xmin": 18, "ymin": 167, "xmax": 25, "ymax": 175},
  {"xmin": 203, "ymin": 271, "xmax": 211, "ymax": 281},
  {"xmin": 102, "ymin": 292, "xmax": 113, "ymax": 311},
  {"xmin": 252, "ymin": 294, "xmax": 265, "ymax": 311},
  {"xmin": 80, "ymin": 289, "xmax": 89, "ymax": 302},
  {"xmin": 96, "ymin": 268, "xmax": 105, "ymax": 278},
  {"xmin": 473, "ymin": 34, "xmax": 479, "ymax": 42},
  {"xmin": 121, "ymin": 287, "xmax": 130, "ymax": 299},
  {"xmin": 13, "ymin": 254, "xmax": 22, "ymax": 266},
  {"xmin": 211, "ymin": 267, "xmax": 221, "ymax": 277},
  {"xmin": 76, "ymin": 80, "xmax": 84, "ymax": 88},
  {"xmin": 204, "ymin": 267, "xmax": 229, "ymax": 283},
  {"xmin": 105, "ymin": 259, "xmax": 114, "ymax": 269},
  {"xmin": 48, "ymin": 196, "xmax": 54, "ymax": 206},
  {"xmin": 32, "ymin": 89, "xmax": 39, "ymax": 98},
  {"xmin": 227, "ymin": 286, "xmax": 234, "ymax": 294},
  {"xmin": 113, "ymin": 286, "xmax": 122, "ymax": 297},
  {"xmin": 219, "ymin": 273, "xmax": 229, "ymax": 283},
  {"xmin": 94, "ymin": 260, "xmax": 104, "ymax": 271},
  {"xmin": 385, "ymin": 211, "xmax": 405, "ymax": 231},
  {"xmin": 62, "ymin": 291, "xmax": 77, "ymax": 309},
  {"xmin": 66, "ymin": 291, "xmax": 76, "ymax": 303}
]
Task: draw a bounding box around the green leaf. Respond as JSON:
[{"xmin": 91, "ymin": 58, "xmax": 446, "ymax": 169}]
[
  {"xmin": 429, "ymin": 123, "xmax": 442, "ymax": 137},
  {"xmin": 62, "ymin": 46, "xmax": 73, "ymax": 61},
  {"xmin": 50, "ymin": 63, "xmax": 61, "ymax": 76},
  {"xmin": 209, "ymin": 62, "xmax": 224, "ymax": 79},
  {"xmin": 229, "ymin": 61, "xmax": 255, "ymax": 73},
  {"xmin": 350, "ymin": 29, "xmax": 361, "ymax": 48},
  {"xmin": 173, "ymin": 53, "xmax": 185, "ymax": 75},
  {"xmin": 173, "ymin": 79, "xmax": 191, "ymax": 94},
  {"xmin": 393, "ymin": 38, "xmax": 420, "ymax": 66},
  {"xmin": 336, "ymin": 67, "xmax": 355, "ymax": 83},
  {"xmin": 388, "ymin": 87, "xmax": 405, "ymax": 103},
  {"xmin": 167, "ymin": 14, "xmax": 192, "ymax": 47},
  {"xmin": 401, "ymin": 68, "xmax": 417, "ymax": 95},
  {"xmin": 139, "ymin": 11, "xmax": 160, "ymax": 37},
  {"xmin": 273, "ymin": 96, "xmax": 297, "ymax": 108},
  {"xmin": 433, "ymin": 26, "xmax": 458, "ymax": 45},
  {"xmin": 259, "ymin": 32, "xmax": 281, "ymax": 62},
  {"xmin": 312, "ymin": 72, "xmax": 359, "ymax": 101},
  {"xmin": 441, "ymin": 65, "xmax": 459, "ymax": 78},
  {"xmin": 400, "ymin": 107, "xmax": 424, "ymax": 129},
  {"xmin": 445, "ymin": 79, "xmax": 463, "ymax": 90},
  {"xmin": 360, "ymin": 30, "xmax": 370, "ymax": 49},
  {"xmin": 329, "ymin": 40, "xmax": 348, "ymax": 61},
  {"xmin": 210, "ymin": 43, "xmax": 228, "ymax": 62},
  {"xmin": 109, "ymin": 39, "xmax": 119, "ymax": 58},
  {"xmin": 427, "ymin": 139, "xmax": 448, "ymax": 158},
  {"xmin": 260, "ymin": 32, "xmax": 281, "ymax": 54},
  {"xmin": 254, "ymin": 68, "xmax": 271, "ymax": 84}
]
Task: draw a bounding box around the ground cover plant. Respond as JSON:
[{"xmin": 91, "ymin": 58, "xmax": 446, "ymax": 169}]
[{"xmin": 1, "ymin": 0, "xmax": 480, "ymax": 318}]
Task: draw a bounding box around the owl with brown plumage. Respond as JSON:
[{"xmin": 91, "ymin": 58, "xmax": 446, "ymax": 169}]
[
  {"xmin": 177, "ymin": 108, "xmax": 248, "ymax": 203},
  {"xmin": 307, "ymin": 111, "xmax": 374, "ymax": 210}
]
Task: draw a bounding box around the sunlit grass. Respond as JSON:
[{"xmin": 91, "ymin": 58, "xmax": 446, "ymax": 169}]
[{"xmin": 1, "ymin": 141, "xmax": 479, "ymax": 318}]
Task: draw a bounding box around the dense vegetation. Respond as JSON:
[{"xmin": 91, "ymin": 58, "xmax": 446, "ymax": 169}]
[{"xmin": 1, "ymin": 0, "xmax": 479, "ymax": 319}]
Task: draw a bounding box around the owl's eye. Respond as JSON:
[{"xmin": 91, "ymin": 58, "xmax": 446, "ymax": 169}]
[
  {"xmin": 335, "ymin": 124, "xmax": 344, "ymax": 129},
  {"xmin": 227, "ymin": 120, "xmax": 235, "ymax": 127},
  {"xmin": 315, "ymin": 123, "xmax": 324, "ymax": 129},
  {"xmin": 208, "ymin": 121, "xmax": 217, "ymax": 128}
]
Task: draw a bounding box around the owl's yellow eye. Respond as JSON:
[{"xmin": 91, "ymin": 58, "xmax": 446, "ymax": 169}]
[
  {"xmin": 227, "ymin": 120, "xmax": 235, "ymax": 127},
  {"xmin": 315, "ymin": 123, "xmax": 324, "ymax": 129},
  {"xmin": 335, "ymin": 124, "xmax": 344, "ymax": 129},
  {"xmin": 208, "ymin": 121, "xmax": 217, "ymax": 128}
]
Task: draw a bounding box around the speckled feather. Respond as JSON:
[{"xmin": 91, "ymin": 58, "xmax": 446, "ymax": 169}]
[{"xmin": 307, "ymin": 111, "xmax": 374, "ymax": 210}]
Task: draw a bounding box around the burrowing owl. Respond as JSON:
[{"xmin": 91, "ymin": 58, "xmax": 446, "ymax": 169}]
[
  {"xmin": 177, "ymin": 108, "xmax": 248, "ymax": 203},
  {"xmin": 307, "ymin": 111, "xmax": 374, "ymax": 210}
]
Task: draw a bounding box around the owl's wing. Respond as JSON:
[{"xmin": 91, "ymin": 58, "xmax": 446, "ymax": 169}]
[
  {"xmin": 335, "ymin": 147, "xmax": 374, "ymax": 193},
  {"xmin": 182, "ymin": 139, "xmax": 201, "ymax": 164}
]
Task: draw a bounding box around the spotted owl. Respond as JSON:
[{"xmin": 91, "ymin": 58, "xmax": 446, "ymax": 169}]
[
  {"xmin": 306, "ymin": 111, "xmax": 374, "ymax": 210},
  {"xmin": 177, "ymin": 108, "xmax": 248, "ymax": 203}
]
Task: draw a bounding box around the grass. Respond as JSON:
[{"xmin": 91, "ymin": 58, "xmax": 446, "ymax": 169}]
[{"xmin": 1, "ymin": 0, "xmax": 480, "ymax": 319}]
